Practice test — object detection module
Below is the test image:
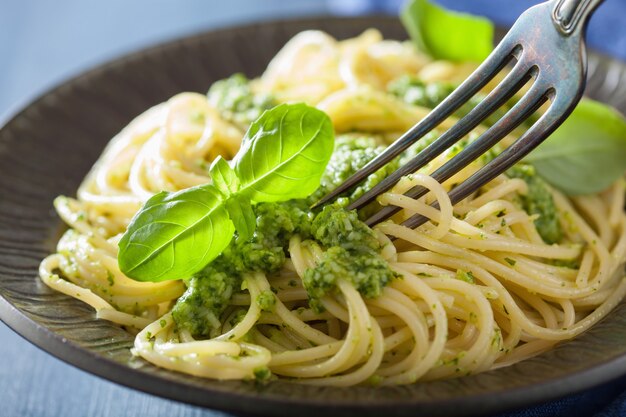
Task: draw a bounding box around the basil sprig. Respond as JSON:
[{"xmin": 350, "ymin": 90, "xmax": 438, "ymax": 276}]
[{"xmin": 118, "ymin": 103, "xmax": 334, "ymax": 282}]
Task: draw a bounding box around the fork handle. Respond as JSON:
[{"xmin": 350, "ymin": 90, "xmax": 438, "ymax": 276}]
[{"xmin": 552, "ymin": 0, "xmax": 605, "ymax": 35}]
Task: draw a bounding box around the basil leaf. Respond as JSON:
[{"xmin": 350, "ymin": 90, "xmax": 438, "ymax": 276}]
[
  {"xmin": 401, "ymin": 0, "xmax": 494, "ymax": 62},
  {"xmin": 526, "ymin": 99, "xmax": 626, "ymax": 195},
  {"xmin": 209, "ymin": 155, "xmax": 239, "ymax": 196},
  {"xmin": 225, "ymin": 194, "xmax": 256, "ymax": 241},
  {"xmin": 118, "ymin": 103, "xmax": 335, "ymax": 282},
  {"xmin": 234, "ymin": 103, "xmax": 334, "ymax": 202},
  {"xmin": 118, "ymin": 185, "xmax": 234, "ymax": 281}
]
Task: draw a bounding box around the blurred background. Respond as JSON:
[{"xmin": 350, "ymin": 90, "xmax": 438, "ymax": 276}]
[
  {"xmin": 1, "ymin": 0, "xmax": 625, "ymax": 119},
  {"xmin": 0, "ymin": 1, "xmax": 625, "ymax": 416}
]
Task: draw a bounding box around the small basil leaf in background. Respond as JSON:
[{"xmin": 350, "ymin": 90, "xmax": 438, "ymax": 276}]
[
  {"xmin": 209, "ymin": 155, "xmax": 239, "ymax": 197},
  {"xmin": 225, "ymin": 194, "xmax": 256, "ymax": 241},
  {"xmin": 234, "ymin": 103, "xmax": 334, "ymax": 202},
  {"xmin": 118, "ymin": 185, "xmax": 234, "ymax": 281},
  {"xmin": 526, "ymin": 99, "xmax": 626, "ymax": 196},
  {"xmin": 401, "ymin": 0, "xmax": 494, "ymax": 62}
]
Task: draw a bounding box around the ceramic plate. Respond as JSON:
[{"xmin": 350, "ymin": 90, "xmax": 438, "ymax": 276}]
[{"xmin": 1, "ymin": 16, "xmax": 626, "ymax": 417}]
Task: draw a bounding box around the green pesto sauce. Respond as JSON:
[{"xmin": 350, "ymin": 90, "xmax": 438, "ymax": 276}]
[
  {"xmin": 172, "ymin": 137, "xmax": 399, "ymax": 337},
  {"xmin": 207, "ymin": 73, "xmax": 276, "ymax": 127},
  {"xmin": 548, "ymin": 258, "xmax": 581, "ymax": 269},
  {"xmin": 253, "ymin": 366, "xmax": 272, "ymax": 382},
  {"xmin": 172, "ymin": 199, "xmax": 397, "ymax": 336},
  {"xmin": 388, "ymin": 76, "xmax": 512, "ymax": 128},
  {"xmin": 507, "ymin": 164, "xmax": 563, "ymax": 244},
  {"xmin": 309, "ymin": 134, "xmax": 398, "ymax": 206},
  {"xmin": 455, "ymin": 269, "xmax": 476, "ymax": 284},
  {"xmin": 256, "ymin": 290, "xmax": 276, "ymax": 312},
  {"xmin": 170, "ymin": 256, "xmax": 238, "ymax": 337},
  {"xmin": 303, "ymin": 205, "xmax": 399, "ymax": 310},
  {"xmin": 172, "ymin": 200, "xmax": 312, "ymax": 337}
]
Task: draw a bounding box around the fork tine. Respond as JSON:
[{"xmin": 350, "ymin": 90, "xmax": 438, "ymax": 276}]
[
  {"xmin": 311, "ymin": 36, "xmax": 518, "ymax": 209},
  {"xmin": 347, "ymin": 52, "xmax": 531, "ymax": 212},
  {"xmin": 399, "ymin": 89, "xmax": 571, "ymax": 230},
  {"xmin": 365, "ymin": 78, "xmax": 549, "ymax": 227}
]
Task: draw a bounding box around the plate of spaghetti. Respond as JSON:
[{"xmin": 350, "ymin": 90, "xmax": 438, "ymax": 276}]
[{"xmin": 1, "ymin": 5, "xmax": 626, "ymax": 417}]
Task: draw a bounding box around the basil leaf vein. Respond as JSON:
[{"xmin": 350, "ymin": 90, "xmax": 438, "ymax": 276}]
[
  {"xmin": 118, "ymin": 185, "xmax": 234, "ymax": 282},
  {"xmin": 234, "ymin": 103, "xmax": 334, "ymax": 202}
]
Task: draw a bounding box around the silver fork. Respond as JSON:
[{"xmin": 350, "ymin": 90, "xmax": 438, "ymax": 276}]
[{"xmin": 313, "ymin": 0, "xmax": 604, "ymax": 229}]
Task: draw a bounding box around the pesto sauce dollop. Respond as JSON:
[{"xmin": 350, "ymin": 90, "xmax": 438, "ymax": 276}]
[
  {"xmin": 172, "ymin": 199, "xmax": 397, "ymax": 337},
  {"xmin": 388, "ymin": 76, "xmax": 510, "ymax": 128},
  {"xmin": 506, "ymin": 164, "xmax": 563, "ymax": 245},
  {"xmin": 303, "ymin": 204, "xmax": 399, "ymax": 312},
  {"xmin": 207, "ymin": 73, "xmax": 276, "ymax": 127},
  {"xmin": 309, "ymin": 135, "xmax": 399, "ymax": 205},
  {"xmin": 172, "ymin": 200, "xmax": 312, "ymax": 337},
  {"xmin": 172, "ymin": 135, "xmax": 399, "ymax": 337}
]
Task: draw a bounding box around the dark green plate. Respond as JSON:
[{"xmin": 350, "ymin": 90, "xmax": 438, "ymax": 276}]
[{"xmin": 0, "ymin": 16, "xmax": 625, "ymax": 417}]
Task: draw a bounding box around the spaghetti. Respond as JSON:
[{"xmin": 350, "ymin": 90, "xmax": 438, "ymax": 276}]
[{"xmin": 39, "ymin": 29, "xmax": 626, "ymax": 386}]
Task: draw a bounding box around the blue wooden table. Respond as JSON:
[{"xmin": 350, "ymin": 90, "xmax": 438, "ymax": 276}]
[{"xmin": 1, "ymin": 1, "xmax": 625, "ymax": 416}]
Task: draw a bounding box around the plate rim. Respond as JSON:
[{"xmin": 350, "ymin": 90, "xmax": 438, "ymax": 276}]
[
  {"xmin": 1, "ymin": 15, "xmax": 625, "ymax": 417},
  {"xmin": 4, "ymin": 286, "xmax": 626, "ymax": 416}
]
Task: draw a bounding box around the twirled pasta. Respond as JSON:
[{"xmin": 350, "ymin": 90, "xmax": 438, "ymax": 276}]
[{"xmin": 40, "ymin": 29, "xmax": 626, "ymax": 386}]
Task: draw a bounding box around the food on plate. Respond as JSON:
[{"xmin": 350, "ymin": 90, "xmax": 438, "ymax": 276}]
[{"xmin": 39, "ymin": 1, "xmax": 626, "ymax": 386}]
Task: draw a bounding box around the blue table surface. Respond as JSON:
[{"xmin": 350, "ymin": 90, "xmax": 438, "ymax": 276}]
[{"xmin": 1, "ymin": 1, "xmax": 626, "ymax": 416}]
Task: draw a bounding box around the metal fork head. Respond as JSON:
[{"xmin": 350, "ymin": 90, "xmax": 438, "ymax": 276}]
[{"xmin": 313, "ymin": 0, "xmax": 603, "ymax": 230}]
